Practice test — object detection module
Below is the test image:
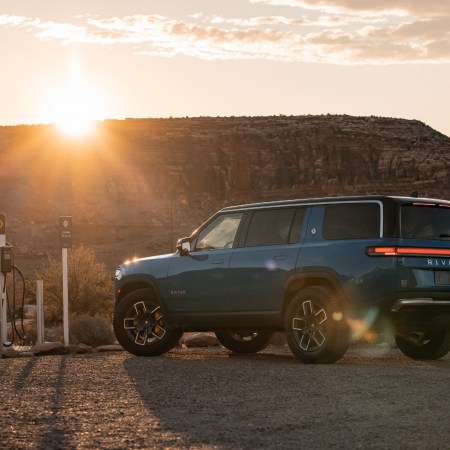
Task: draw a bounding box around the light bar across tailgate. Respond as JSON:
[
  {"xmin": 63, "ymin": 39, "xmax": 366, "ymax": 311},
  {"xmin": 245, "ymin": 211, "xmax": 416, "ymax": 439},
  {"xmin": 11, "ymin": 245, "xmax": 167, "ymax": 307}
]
[{"xmin": 367, "ymin": 247, "xmax": 450, "ymax": 257}]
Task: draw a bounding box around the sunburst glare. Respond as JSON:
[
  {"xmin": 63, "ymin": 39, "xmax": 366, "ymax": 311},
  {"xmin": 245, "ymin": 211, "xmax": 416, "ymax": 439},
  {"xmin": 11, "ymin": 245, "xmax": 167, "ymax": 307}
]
[{"xmin": 50, "ymin": 57, "xmax": 102, "ymax": 138}]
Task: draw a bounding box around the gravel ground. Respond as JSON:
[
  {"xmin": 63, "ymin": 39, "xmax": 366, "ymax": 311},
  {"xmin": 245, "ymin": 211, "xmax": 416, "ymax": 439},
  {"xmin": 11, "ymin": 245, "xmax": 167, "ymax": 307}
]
[{"xmin": 1, "ymin": 345, "xmax": 449, "ymax": 449}]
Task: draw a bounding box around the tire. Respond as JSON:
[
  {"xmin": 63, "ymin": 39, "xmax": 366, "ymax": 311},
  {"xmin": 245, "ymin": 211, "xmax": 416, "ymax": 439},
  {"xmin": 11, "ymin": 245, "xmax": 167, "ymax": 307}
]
[
  {"xmin": 113, "ymin": 288, "xmax": 182, "ymax": 357},
  {"xmin": 215, "ymin": 331, "xmax": 273, "ymax": 353},
  {"xmin": 395, "ymin": 330, "xmax": 450, "ymax": 360},
  {"xmin": 284, "ymin": 286, "xmax": 349, "ymax": 364}
]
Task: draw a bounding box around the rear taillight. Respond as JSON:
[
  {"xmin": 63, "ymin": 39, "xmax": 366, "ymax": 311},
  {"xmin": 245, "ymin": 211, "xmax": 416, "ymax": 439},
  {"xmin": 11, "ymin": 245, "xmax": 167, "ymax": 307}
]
[
  {"xmin": 367, "ymin": 247, "xmax": 450, "ymax": 257},
  {"xmin": 366, "ymin": 247, "xmax": 397, "ymax": 256}
]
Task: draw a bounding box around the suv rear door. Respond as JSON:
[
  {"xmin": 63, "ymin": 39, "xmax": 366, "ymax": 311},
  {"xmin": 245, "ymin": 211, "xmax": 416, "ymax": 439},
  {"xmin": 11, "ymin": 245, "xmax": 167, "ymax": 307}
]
[{"xmin": 228, "ymin": 207, "xmax": 306, "ymax": 311}]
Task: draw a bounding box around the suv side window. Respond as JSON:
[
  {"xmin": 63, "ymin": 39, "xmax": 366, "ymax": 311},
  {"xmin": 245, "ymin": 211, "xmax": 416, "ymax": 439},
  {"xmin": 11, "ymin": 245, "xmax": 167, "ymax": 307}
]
[
  {"xmin": 323, "ymin": 203, "xmax": 380, "ymax": 240},
  {"xmin": 244, "ymin": 208, "xmax": 304, "ymax": 247},
  {"xmin": 195, "ymin": 213, "xmax": 243, "ymax": 250}
]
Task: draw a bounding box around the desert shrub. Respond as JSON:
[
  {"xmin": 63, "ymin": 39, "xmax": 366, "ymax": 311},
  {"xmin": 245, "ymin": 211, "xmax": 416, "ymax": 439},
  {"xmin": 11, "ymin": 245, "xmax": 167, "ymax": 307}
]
[
  {"xmin": 34, "ymin": 244, "xmax": 114, "ymax": 323},
  {"xmin": 20, "ymin": 316, "xmax": 115, "ymax": 346},
  {"xmin": 70, "ymin": 314, "xmax": 115, "ymax": 346}
]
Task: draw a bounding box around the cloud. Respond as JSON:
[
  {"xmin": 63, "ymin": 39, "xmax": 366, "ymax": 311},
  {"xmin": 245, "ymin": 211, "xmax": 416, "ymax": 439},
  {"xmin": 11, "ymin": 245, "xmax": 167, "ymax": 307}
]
[
  {"xmin": 249, "ymin": 0, "xmax": 450, "ymax": 16},
  {"xmin": 0, "ymin": 14, "xmax": 30, "ymax": 26},
  {"xmin": 0, "ymin": 7, "xmax": 449, "ymax": 65}
]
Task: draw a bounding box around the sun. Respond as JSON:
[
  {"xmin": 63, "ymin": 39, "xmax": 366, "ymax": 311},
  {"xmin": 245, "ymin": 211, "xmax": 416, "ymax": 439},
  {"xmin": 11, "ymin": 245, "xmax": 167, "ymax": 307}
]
[
  {"xmin": 46, "ymin": 54, "xmax": 106, "ymax": 138},
  {"xmin": 56, "ymin": 110, "xmax": 96, "ymax": 137},
  {"xmin": 54, "ymin": 89, "xmax": 97, "ymax": 137}
]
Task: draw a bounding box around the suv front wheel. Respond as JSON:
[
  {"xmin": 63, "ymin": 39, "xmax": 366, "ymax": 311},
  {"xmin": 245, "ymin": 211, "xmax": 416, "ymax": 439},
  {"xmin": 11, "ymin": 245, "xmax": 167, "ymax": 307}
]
[
  {"xmin": 285, "ymin": 286, "xmax": 349, "ymax": 364},
  {"xmin": 114, "ymin": 288, "xmax": 182, "ymax": 356}
]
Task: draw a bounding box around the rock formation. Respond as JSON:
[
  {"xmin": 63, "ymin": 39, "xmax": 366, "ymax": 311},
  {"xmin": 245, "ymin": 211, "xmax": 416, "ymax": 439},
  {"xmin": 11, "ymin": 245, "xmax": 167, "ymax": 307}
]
[{"xmin": 0, "ymin": 115, "xmax": 448, "ymax": 275}]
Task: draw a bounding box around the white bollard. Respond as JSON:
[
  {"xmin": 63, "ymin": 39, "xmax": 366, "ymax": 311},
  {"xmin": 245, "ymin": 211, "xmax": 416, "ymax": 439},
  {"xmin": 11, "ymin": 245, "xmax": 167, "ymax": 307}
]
[{"xmin": 36, "ymin": 280, "xmax": 45, "ymax": 344}]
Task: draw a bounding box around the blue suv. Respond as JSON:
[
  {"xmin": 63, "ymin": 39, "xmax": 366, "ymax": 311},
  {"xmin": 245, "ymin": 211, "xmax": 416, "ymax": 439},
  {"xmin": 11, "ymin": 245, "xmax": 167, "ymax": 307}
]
[{"xmin": 113, "ymin": 196, "xmax": 450, "ymax": 363}]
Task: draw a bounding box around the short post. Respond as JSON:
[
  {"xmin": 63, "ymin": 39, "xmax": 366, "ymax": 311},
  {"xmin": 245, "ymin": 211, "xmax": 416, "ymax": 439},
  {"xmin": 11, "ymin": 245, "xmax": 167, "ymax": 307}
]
[
  {"xmin": 1, "ymin": 283, "xmax": 6, "ymax": 347},
  {"xmin": 36, "ymin": 280, "xmax": 45, "ymax": 344}
]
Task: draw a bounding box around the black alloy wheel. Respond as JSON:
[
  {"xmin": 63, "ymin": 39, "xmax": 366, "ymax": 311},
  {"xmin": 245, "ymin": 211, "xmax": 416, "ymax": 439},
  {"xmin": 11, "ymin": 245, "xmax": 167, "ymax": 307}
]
[
  {"xmin": 113, "ymin": 288, "xmax": 182, "ymax": 356},
  {"xmin": 285, "ymin": 286, "xmax": 349, "ymax": 364}
]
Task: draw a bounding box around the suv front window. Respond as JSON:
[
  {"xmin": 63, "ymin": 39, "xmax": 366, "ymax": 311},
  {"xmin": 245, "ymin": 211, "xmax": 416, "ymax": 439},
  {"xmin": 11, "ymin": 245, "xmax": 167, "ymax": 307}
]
[
  {"xmin": 195, "ymin": 213, "xmax": 243, "ymax": 250},
  {"xmin": 401, "ymin": 204, "xmax": 450, "ymax": 239}
]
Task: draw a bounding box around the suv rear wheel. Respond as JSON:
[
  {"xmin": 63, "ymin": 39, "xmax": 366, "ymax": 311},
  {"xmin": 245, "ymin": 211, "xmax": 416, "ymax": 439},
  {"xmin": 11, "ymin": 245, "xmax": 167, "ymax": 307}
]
[
  {"xmin": 215, "ymin": 331, "xmax": 273, "ymax": 353},
  {"xmin": 285, "ymin": 286, "xmax": 349, "ymax": 364},
  {"xmin": 395, "ymin": 330, "xmax": 450, "ymax": 360},
  {"xmin": 114, "ymin": 288, "xmax": 182, "ymax": 356}
]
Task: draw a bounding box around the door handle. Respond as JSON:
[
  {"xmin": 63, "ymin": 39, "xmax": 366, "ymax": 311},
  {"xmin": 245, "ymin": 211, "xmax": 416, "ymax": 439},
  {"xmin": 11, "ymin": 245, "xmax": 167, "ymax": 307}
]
[
  {"xmin": 274, "ymin": 255, "xmax": 287, "ymax": 261},
  {"xmin": 212, "ymin": 259, "xmax": 224, "ymax": 264}
]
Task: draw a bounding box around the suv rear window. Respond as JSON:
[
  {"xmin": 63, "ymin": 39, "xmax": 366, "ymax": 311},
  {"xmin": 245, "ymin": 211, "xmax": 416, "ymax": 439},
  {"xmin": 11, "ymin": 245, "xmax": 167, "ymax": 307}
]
[
  {"xmin": 245, "ymin": 208, "xmax": 303, "ymax": 247},
  {"xmin": 401, "ymin": 204, "xmax": 450, "ymax": 239},
  {"xmin": 323, "ymin": 203, "xmax": 381, "ymax": 240}
]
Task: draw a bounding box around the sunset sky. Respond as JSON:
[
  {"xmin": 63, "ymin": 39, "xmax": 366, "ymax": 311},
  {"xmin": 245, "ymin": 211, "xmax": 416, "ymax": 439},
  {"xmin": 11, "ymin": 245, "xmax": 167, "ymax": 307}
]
[{"xmin": 1, "ymin": 0, "xmax": 449, "ymax": 136}]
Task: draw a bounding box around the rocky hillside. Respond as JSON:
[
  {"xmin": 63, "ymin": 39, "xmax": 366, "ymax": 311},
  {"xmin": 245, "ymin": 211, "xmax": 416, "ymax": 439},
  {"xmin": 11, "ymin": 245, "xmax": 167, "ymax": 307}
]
[{"xmin": 0, "ymin": 115, "xmax": 449, "ymax": 276}]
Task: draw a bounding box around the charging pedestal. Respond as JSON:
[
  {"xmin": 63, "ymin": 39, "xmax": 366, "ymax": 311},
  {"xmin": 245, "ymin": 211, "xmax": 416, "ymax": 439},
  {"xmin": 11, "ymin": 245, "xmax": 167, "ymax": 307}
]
[
  {"xmin": 0, "ymin": 213, "xmax": 6, "ymax": 356},
  {"xmin": 60, "ymin": 216, "xmax": 72, "ymax": 346}
]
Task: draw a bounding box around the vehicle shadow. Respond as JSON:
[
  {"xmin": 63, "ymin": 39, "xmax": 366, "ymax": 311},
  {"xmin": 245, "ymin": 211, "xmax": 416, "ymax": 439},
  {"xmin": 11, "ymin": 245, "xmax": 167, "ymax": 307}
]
[{"xmin": 122, "ymin": 345, "xmax": 450, "ymax": 448}]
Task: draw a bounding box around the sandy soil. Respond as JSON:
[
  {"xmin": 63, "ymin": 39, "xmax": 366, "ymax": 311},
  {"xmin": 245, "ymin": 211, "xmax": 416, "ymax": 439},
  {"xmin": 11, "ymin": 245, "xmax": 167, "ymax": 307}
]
[{"xmin": 1, "ymin": 345, "xmax": 449, "ymax": 449}]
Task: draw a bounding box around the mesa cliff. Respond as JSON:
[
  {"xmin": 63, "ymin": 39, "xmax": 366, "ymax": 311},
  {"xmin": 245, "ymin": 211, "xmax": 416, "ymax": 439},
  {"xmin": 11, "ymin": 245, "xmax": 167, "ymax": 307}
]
[{"xmin": 0, "ymin": 115, "xmax": 449, "ymax": 275}]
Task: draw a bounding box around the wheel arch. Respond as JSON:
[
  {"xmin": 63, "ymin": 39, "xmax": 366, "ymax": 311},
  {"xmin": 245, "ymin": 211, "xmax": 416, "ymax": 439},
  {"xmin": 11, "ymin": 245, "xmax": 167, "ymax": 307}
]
[
  {"xmin": 116, "ymin": 278, "xmax": 159, "ymax": 304},
  {"xmin": 115, "ymin": 277, "xmax": 175, "ymax": 328},
  {"xmin": 283, "ymin": 272, "xmax": 349, "ymax": 318}
]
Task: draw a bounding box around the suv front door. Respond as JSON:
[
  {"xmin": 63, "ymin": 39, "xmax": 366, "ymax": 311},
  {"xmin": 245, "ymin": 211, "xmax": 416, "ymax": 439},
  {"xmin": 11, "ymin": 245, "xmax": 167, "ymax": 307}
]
[{"xmin": 166, "ymin": 212, "xmax": 243, "ymax": 312}]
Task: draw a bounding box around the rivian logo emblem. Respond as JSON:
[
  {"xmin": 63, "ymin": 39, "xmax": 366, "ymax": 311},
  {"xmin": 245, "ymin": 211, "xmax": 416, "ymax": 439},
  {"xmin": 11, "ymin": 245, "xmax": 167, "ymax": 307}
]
[{"xmin": 170, "ymin": 290, "xmax": 186, "ymax": 296}]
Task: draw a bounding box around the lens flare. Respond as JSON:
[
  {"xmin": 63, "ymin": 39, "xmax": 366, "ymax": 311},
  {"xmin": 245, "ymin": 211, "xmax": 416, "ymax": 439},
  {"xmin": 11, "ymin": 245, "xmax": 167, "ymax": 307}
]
[
  {"xmin": 346, "ymin": 306, "xmax": 379, "ymax": 342},
  {"xmin": 265, "ymin": 259, "xmax": 278, "ymax": 271}
]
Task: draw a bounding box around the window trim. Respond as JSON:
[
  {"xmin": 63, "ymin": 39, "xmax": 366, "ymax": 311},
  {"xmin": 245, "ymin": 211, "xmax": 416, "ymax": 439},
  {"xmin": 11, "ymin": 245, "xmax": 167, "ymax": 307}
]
[{"xmin": 225, "ymin": 200, "xmax": 384, "ymax": 239}]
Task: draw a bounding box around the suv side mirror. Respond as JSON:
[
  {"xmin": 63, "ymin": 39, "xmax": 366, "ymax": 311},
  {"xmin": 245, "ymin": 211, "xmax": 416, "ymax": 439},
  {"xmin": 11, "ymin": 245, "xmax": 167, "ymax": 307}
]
[{"xmin": 176, "ymin": 237, "xmax": 191, "ymax": 256}]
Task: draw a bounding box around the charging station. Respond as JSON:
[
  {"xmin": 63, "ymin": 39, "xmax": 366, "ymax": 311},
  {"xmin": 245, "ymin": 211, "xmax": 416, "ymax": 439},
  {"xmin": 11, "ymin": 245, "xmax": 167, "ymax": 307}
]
[
  {"xmin": 0, "ymin": 244, "xmax": 14, "ymax": 346},
  {"xmin": 0, "ymin": 213, "xmax": 27, "ymax": 354},
  {"xmin": 0, "ymin": 214, "xmax": 73, "ymax": 354},
  {"xmin": 0, "ymin": 213, "xmax": 5, "ymax": 356}
]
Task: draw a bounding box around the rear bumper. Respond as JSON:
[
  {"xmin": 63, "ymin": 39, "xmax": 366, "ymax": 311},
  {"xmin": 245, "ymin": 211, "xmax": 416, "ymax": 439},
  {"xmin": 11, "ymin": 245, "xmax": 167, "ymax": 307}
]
[
  {"xmin": 391, "ymin": 298, "xmax": 450, "ymax": 312},
  {"xmin": 389, "ymin": 297, "xmax": 450, "ymax": 331}
]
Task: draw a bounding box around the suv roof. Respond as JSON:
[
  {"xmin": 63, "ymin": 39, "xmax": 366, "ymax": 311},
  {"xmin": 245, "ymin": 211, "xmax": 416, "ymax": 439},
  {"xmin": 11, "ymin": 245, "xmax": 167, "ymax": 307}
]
[{"xmin": 220, "ymin": 195, "xmax": 450, "ymax": 212}]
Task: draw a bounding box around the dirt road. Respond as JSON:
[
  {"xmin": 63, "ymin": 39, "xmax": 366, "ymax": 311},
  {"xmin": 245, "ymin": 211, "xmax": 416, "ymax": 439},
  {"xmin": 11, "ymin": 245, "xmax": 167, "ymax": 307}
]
[{"xmin": 1, "ymin": 345, "xmax": 449, "ymax": 449}]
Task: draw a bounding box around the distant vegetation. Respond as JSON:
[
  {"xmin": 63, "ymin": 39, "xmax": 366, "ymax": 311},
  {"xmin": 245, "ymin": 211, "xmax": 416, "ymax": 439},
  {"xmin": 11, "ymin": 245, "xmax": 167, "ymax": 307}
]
[{"xmin": 31, "ymin": 244, "xmax": 113, "ymax": 324}]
